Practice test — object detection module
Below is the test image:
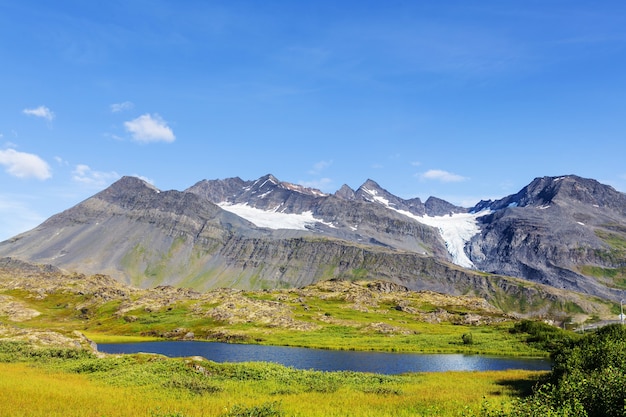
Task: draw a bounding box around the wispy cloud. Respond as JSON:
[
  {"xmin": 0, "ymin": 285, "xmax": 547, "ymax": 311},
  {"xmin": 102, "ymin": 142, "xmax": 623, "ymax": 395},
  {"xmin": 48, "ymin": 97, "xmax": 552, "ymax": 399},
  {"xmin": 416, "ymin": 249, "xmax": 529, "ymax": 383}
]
[
  {"xmin": 72, "ymin": 164, "xmax": 120, "ymax": 187},
  {"xmin": 124, "ymin": 114, "xmax": 175, "ymax": 143},
  {"xmin": 23, "ymin": 106, "xmax": 55, "ymax": 121},
  {"xmin": 110, "ymin": 101, "xmax": 134, "ymax": 113},
  {"xmin": 0, "ymin": 194, "xmax": 46, "ymax": 240},
  {"xmin": 132, "ymin": 174, "xmax": 155, "ymax": 186},
  {"xmin": 54, "ymin": 156, "xmax": 69, "ymax": 166},
  {"xmin": 0, "ymin": 148, "xmax": 51, "ymax": 180},
  {"xmin": 299, "ymin": 177, "xmax": 333, "ymax": 191},
  {"xmin": 308, "ymin": 160, "xmax": 332, "ymax": 175},
  {"xmin": 419, "ymin": 169, "xmax": 467, "ymax": 183}
]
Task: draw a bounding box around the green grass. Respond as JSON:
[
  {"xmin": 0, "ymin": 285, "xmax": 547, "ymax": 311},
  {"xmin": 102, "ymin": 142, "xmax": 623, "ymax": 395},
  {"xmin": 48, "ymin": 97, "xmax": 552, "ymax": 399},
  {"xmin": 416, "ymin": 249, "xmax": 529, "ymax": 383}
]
[
  {"xmin": 0, "ymin": 341, "xmax": 547, "ymax": 417},
  {"xmin": 595, "ymin": 229, "xmax": 626, "ymax": 251},
  {"xmin": 592, "ymin": 229, "xmax": 626, "ymax": 267},
  {"xmin": 0, "ymin": 276, "xmax": 574, "ymax": 416},
  {"xmin": 579, "ymin": 265, "xmax": 626, "ymax": 290},
  {"xmin": 1, "ymin": 281, "xmax": 553, "ymax": 357}
]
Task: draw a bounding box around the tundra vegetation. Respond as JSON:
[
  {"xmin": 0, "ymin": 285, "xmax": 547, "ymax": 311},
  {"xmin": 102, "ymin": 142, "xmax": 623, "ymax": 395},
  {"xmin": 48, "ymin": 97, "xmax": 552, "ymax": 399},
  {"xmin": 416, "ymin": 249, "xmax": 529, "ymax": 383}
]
[{"xmin": 0, "ymin": 262, "xmax": 623, "ymax": 416}]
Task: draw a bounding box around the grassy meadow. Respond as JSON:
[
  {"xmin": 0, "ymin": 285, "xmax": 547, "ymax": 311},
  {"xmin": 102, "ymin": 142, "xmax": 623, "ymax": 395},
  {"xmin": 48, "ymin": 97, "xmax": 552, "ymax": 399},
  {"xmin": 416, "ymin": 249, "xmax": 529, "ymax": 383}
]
[
  {"xmin": 0, "ymin": 341, "xmax": 545, "ymax": 417},
  {"xmin": 0, "ymin": 274, "xmax": 575, "ymax": 416},
  {"xmin": 1, "ymin": 279, "xmax": 554, "ymax": 357}
]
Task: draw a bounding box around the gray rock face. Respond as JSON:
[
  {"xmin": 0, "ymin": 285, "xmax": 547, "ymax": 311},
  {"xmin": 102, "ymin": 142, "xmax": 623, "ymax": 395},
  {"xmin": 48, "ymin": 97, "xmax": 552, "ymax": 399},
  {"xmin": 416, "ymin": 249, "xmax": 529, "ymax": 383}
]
[
  {"xmin": 334, "ymin": 184, "xmax": 356, "ymax": 200},
  {"xmin": 469, "ymin": 175, "xmax": 626, "ymax": 301},
  {"xmin": 187, "ymin": 175, "xmax": 451, "ymax": 258},
  {"xmin": 425, "ymin": 197, "xmax": 467, "ymax": 216}
]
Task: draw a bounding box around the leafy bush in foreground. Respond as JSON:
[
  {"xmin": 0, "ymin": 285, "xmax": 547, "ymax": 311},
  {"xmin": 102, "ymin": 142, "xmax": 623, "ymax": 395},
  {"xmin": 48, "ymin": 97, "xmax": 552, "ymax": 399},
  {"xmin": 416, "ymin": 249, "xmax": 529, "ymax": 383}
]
[{"xmin": 486, "ymin": 324, "xmax": 626, "ymax": 417}]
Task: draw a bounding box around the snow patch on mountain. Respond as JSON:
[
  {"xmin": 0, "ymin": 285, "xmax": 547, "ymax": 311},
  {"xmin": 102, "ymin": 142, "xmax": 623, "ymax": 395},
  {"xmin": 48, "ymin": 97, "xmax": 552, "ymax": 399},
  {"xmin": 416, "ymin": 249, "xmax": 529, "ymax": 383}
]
[
  {"xmin": 362, "ymin": 188, "xmax": 487, "ymax": 268},
  {"xmin": 397, "ymin": 210, "xmax": 488, "ymax": 268},
  {"xmin": 218, "ymin": 203, "xmax": 332, "ymax": 230},
  {"xmin": 361, "ymin": 186, "xmax": 396, "ymax": 206}
]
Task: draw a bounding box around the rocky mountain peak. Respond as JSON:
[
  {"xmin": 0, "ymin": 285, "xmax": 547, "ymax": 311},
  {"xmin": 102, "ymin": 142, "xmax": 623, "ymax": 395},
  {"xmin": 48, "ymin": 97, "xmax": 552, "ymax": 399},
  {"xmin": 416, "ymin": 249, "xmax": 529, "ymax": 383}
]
[
  {"xmin": 257, "ymin": 173, "xmax": 280, "ymax": 185},
  {"xmin": 247, "ymin": 174, "xmax": 326, "ymax": 198},
  {"xmin": 102, "ymin": 175, "xmax": 160, "ymax": 195},
  {"xmin": 186, "ymin": 177, "xmax": 246, "ymax": 203},
  {"xmin": 481, "ymin": 175, "xmax": 626, "ymax": 214},
  {"xmin": 335, "ymin": 184, "xmax": 356, "ymax": 200},
  {"xmin": 356, "ymin": 179, "xmax": 384, "ymax": 194},
  {"xmin": 539, "ymin": 175, "xmax": 626, "ymax": 213},
  {"xmin": 424, "ymin": 197, "xmax": 467, "ymax": 216},
  {"xmin": 355, "ymin": 179, "xmax": 395, "ymax": 204}
]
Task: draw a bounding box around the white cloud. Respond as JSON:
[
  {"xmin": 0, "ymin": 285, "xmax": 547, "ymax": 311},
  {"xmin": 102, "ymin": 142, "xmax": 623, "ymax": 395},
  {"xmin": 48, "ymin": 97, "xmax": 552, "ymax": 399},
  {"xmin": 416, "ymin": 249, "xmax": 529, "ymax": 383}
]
[
  {"xmin": 0, "ymin": 149, "xmax": 51, "ymax": 180},
  {"xmin": 110, "ymin": 101, "xmax": 134, "ymax": 113},
  {"xmin": 54, "ymin": 156, "xmax": 69, "ymax": 166},
  {"xmin": 23, "ymin": 106, "xmax": 55, "ymax": 121},
  {"xmin": 419, "ymin": 169, "xmax": 467, "ymax": 183},
  {"xmin": 308, "ymin": 160, "xmax": 332, "ymax": 175},
  {"xmin": 299, "ymin": 177, "xmax": 333, "ymax": 191},
  {"xmin": 72, "ymin": 164, "xmax": 120, "ymax": 187},
  {"xmin": 133, "ymin": 174, "xmax": 155, "ymax": 185},
  {"xmin": 124, "ymin": 114, "xmax": 175, "ymax": 143},
  {"xmin": 411, "ymin": 161, "xmax": 421, "ymax": 166},
  {"xmin": 0, "ymin": 194, "xmax": 46, "ymax": 240}
]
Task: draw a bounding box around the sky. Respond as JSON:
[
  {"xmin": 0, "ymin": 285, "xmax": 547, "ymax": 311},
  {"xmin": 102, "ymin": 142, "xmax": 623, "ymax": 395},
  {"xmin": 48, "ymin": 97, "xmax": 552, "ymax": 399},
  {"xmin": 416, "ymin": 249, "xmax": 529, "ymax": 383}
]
[{"xmin": 1, "ymin": 1, "xmax": 626, "ymax": 241}]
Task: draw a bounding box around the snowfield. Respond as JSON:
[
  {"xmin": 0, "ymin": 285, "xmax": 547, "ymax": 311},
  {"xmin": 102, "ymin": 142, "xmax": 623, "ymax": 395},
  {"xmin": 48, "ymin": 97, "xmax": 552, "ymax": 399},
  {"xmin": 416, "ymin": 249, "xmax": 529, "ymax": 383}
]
[
  {"xmin": 361, "ymin": 186, "xmax": 488, "ymax": 268},
  {"xmin": 392, "ymin": 209, "xmax": 488, "ymax": 268},
  {"xmin": 219, "ymin": 194, "xmax": 489, "ymax": 269},
  {"xmin": 218, "ymin": 203, "xmax": 330, "ymax": 230}
]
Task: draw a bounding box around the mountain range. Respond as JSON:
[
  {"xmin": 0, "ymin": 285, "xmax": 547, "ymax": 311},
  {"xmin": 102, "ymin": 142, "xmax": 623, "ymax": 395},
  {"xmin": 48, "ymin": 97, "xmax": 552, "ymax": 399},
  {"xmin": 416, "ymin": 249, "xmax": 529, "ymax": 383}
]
[{"xmin": 1, "ymin": 173, "xmax": 625, "ymax": 318}]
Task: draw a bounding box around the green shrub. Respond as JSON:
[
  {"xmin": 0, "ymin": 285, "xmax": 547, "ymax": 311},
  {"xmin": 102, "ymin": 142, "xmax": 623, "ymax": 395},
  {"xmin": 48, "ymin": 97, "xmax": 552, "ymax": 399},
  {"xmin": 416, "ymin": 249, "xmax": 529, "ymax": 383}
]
[
  {"xmin": 489, "ymin": 324, "xmax": 626, "ymax": 417},
  {"xmin": 223, "ymin": 401, "xmax": 283, "ymax": 417},
  {"xmin": 164, "ymin": 374, "xmax": 222, "ymax": 395},
  {"xmin": 0, "ymin": 341, "xmax": 94, "ymax": 363},
  {"xmin": 510, "ymin": 319, "xmax": 576, "ymax": 351},
  {"xmin": 462, "ymin": 333, "xmax": 474, "ymax": 345}
]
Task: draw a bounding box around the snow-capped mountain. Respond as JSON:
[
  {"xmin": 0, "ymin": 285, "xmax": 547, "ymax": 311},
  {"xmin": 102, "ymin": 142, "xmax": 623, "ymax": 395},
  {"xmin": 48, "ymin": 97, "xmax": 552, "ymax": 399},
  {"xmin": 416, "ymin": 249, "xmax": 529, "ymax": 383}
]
[
  {"xmin": 186, "ymin": 174, "xmax": 494, "ymax": 268},
  {"xmin": 1, "ymin": 173, "xmax": 625, "ymax": 313}
]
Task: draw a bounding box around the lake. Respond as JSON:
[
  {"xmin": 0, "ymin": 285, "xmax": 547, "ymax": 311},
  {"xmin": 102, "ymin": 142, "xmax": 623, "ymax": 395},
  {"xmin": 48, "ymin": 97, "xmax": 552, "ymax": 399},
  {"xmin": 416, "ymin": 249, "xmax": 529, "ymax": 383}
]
[{"xmin": 98, "ymin": 341, "xmax": 551, "ymax": 374}]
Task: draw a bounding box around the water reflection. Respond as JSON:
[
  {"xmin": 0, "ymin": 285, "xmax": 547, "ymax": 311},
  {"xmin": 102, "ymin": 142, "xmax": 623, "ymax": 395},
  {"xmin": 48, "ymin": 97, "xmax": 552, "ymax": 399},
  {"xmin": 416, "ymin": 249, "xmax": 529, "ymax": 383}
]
[{"xmin": 98, "ymin": 341, "xmax": 551, "ymax": 374}]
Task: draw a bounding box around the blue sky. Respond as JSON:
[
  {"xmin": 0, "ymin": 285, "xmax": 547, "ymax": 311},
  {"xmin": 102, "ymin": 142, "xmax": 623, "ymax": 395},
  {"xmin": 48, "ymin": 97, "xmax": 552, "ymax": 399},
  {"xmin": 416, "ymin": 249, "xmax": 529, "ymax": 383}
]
[{"xmin": 1, "ymin": 1, "xmax": 626, "ymax": 240}]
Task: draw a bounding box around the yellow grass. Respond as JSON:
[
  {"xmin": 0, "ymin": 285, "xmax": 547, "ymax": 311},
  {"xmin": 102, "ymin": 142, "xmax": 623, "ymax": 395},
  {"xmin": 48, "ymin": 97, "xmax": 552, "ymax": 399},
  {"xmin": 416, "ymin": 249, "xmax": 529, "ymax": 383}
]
[
  {"xmin": 0, "ymin": 361, "xmax": 544, "ymax": 417},
  {"xmin": 81, "ymin": 332, "xmax": 161, "ymax": 344}
]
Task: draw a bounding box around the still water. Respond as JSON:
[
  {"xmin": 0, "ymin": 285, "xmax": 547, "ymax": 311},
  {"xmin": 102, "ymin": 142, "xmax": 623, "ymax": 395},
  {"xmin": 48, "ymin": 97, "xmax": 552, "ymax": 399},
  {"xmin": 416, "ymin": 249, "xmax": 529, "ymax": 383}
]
[{"xmin": 98, "ymin": 341, "xmax": 551, "ymax": 374}]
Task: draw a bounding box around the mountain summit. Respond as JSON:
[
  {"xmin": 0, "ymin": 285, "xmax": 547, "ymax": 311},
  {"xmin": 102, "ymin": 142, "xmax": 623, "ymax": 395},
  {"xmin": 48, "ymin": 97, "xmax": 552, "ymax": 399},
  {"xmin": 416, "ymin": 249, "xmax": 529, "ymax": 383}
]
[{"xmin": 1, "ymin": 174, "xmax": 625, "ymax": 313}]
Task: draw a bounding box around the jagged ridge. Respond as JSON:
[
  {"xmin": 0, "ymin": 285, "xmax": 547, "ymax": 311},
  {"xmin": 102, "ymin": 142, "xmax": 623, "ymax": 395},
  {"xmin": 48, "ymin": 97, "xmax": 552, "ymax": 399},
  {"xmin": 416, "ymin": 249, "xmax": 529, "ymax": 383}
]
[{"xmin": 0, "ymin": 173, "xmax": 625, "ymax": 311}]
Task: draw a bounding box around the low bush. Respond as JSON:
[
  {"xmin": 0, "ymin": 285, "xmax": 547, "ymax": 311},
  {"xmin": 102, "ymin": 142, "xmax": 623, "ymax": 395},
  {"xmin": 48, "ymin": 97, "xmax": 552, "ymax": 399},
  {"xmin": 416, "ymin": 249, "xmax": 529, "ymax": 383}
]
[
  {"xmin": 0, "ymin": 340, "xmax": 94, "ymax": 363},
  {"xmin": 509, "ymin": 319, "xmax": 576, "ymax": 351},
  {"xmin": 462, "ymin": 333, "xmax": 474, "ymax": 345},
  {"xmin": 223, "ymin": 402, "xmax": 283, "ymax": 417},
  {"xmin": 487, "ymin": 324, "xmax": 626, "ymax": 417},
  {"xmin": 164, "ymin": 374, "xmax": 222, "ymax": 395}
]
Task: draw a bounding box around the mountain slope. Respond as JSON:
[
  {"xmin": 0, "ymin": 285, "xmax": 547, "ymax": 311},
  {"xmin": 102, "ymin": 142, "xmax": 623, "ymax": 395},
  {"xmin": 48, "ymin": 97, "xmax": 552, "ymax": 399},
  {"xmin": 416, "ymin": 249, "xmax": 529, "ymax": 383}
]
[
  {"xmin": 0, "ymin": 176, "xmax": 561, "ymax": 316},
  {"xmin": 0, "ymin": 173, "xmax": 625, "ymax": 314},
  {"xmin": 469, "ymin": 175, "xmax": 626, "ymax": 301},
  {"xmin": 186, "ymin": 175, "xmax": 453, "ymax": 259}
]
